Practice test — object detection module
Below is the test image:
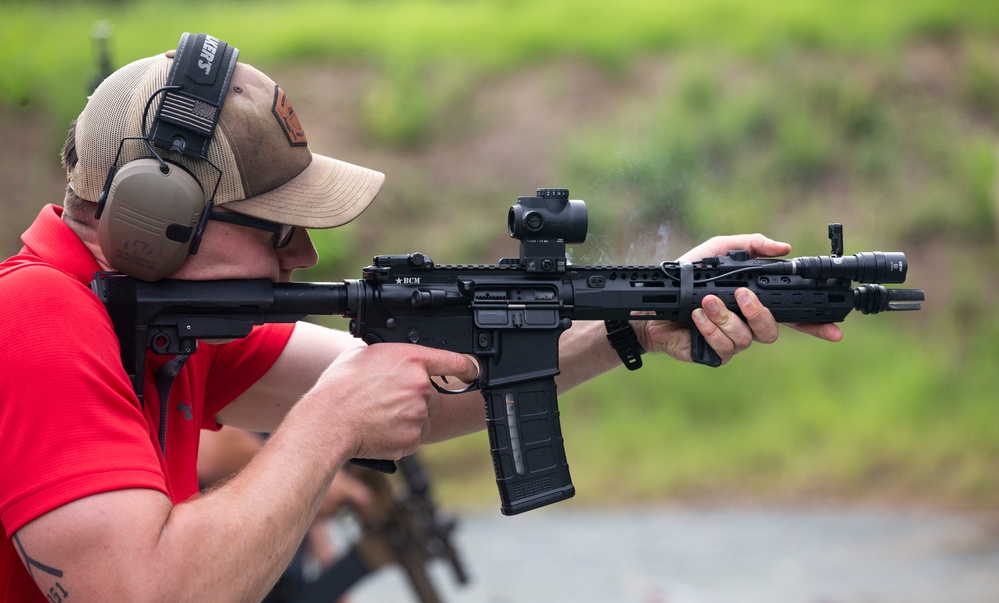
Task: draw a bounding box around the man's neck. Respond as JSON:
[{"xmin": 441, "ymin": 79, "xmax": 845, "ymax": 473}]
[{"xmin": 61, "ymin": 208, "xmax": 113, "ymax": 271}]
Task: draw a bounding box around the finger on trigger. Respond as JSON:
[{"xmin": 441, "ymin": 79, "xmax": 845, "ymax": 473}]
[{"xmin": 424, "ymin": 348, "xmax": 480, "ymax": 384}]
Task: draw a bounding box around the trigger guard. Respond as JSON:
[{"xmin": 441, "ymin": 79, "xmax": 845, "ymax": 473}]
[{"xmin": 431, "ymin": 377, "xmax": 482, "ymax": 395}]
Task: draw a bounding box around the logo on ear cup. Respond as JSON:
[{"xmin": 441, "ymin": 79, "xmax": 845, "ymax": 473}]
[
  {"xmin": 115, "ymin": 239, "xmax": 157, "ymax": 273},
  {"xmin": 123, "ymin": 240, "xmax": 154, "ymax": 256}
]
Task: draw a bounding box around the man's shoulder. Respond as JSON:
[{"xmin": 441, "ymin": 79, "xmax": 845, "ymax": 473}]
[
  {"xmin": 0, "ymin": 257, "xmax": 105, "ymax": 328},
  {"xmin": 0, "ymin": 255, "xmax": 90, "ymax": 295}
]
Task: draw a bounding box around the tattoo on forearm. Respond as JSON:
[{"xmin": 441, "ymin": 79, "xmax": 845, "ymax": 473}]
[
  {"xmin": 44, "ymin": 583, "xmax": 70, "ymax": 603},
  {"xmin": 13, "ymin": 533, "xmax": 70, "ymax": 602}
]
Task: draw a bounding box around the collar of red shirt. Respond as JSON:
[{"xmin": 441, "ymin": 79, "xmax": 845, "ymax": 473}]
[{"xmin": 19, "ymin": 204, "xmax": 104, "ymax": 285}]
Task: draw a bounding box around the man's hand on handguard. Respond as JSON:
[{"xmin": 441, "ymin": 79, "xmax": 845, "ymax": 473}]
[{"xmin": 635, "ymin": 234, "xmax": 844, "ymax": 366}]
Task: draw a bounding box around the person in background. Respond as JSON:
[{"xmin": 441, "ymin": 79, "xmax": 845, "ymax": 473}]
[{"xmin": 198, "ymin": 427, "xmax": 372, "ymax": 602}]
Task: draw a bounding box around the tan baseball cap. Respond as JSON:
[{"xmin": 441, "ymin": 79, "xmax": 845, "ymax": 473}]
[{"xmin": 71, "ymin": 51, "xmax": 384, "ymax": 229}]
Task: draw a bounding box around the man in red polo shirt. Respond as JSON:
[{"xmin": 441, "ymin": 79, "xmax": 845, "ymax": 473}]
[{"xmin": 0, "ymin": 34, "xmax": 841, "ymax": 602}]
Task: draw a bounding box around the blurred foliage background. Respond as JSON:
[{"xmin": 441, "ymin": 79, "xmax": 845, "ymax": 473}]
[{"xmin": 1, "ymin": 0, "xmax": 997, "ymax": 510}]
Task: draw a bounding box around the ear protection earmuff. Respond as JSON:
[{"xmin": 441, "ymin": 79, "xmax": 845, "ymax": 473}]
[
  {"xmin": 96, "ymin": 158, "xmax": 207, "ymax": 281},
  {"xmin": 94, "ymin": 32, "xmax": 239, "ymax": 281}
]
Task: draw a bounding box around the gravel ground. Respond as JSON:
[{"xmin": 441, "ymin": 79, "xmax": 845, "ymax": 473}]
[{"xmin": 349, "ymin": 506, "xmax": 999, "ymax": 603}]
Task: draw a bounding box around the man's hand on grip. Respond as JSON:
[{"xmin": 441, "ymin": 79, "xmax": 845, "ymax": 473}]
[{"xmin": 312, "ymin": 344, "xmax": 479, "ymax": 461}]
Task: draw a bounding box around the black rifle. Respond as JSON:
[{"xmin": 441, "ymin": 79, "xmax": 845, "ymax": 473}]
[
  {"xmin": 90, "ymin": 188, "xmax": 924, "ymax": 516},
  {"xmin": 294, "ymin": 454, "xmax": 468, "ymax": 603}
]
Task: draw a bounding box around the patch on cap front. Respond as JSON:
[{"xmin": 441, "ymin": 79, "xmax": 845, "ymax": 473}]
[{"xmin": 271, "ymin": 86, "xmax": 307, "ymax": 146}]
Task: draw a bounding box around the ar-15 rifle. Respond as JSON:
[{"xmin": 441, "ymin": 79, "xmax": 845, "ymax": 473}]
[
  {"xmin": 294, "ymin": 454, "xmax": 468, "ymax": 603},
  {"xmin": 90, "ymin": 188, "xmax": 924, "ymax": 516}
]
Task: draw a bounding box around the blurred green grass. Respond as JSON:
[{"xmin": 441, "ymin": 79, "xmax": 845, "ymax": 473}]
[
  {"xmin": 2, "ymin": 0, "xmax": 998, "ymax": 509},
  {"xmin": 4, "ymin": 0, "xmax": 998, "ymax": 131},
  {"xmin": 564, "ymin": 49, "xmax": 999, "ymax": 245}
]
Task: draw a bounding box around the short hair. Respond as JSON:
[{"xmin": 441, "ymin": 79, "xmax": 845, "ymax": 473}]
[{"xmin": 61, "ymin": 121, "xmax": 99, "ymax": 230}]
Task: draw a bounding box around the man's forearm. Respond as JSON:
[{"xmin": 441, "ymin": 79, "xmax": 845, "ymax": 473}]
[
  {"xmin": 160, "ymin": 393, "xmax": 351, "ymax": 600},
  {"xmin": 16, "ymin": 389, "xmax": 354, "ymax": 603}
]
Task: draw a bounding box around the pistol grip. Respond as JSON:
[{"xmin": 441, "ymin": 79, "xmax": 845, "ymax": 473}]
[{"xmin": 482, "ymin": 378, "xmax": 575, "ymax": 515}]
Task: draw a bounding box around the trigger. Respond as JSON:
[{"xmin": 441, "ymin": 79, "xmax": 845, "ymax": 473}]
[{"xmin": 431, "ymin": 376, "xmax": 482, "ymax": 395}]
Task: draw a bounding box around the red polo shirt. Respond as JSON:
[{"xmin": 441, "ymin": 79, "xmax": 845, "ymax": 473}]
[{"xmin": 0, "ymin": 205, "xmax": 295, "ymax": 601}]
